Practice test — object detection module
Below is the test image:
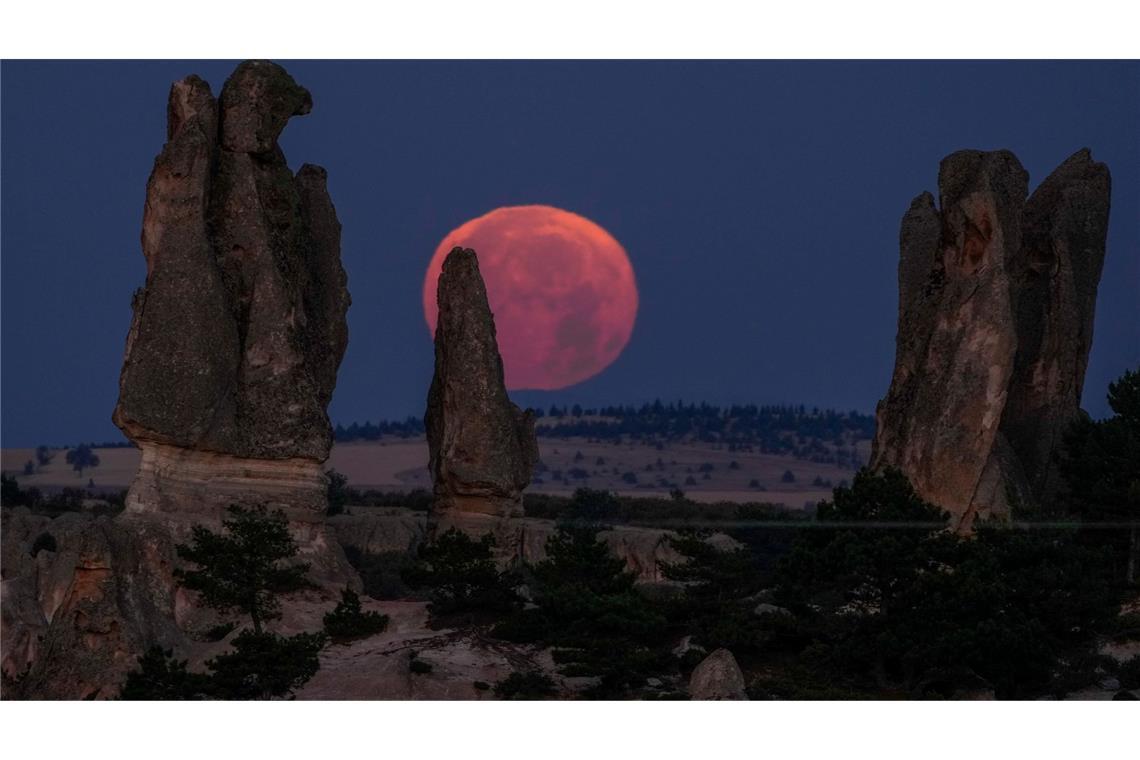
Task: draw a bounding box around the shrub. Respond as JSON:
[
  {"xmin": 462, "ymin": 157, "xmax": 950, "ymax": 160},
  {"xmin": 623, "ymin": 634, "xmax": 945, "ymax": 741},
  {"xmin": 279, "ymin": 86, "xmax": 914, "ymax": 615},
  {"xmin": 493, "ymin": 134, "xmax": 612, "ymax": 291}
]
[
  {"xmin": 493, "ymin": 525, "xmax": 671, "ymax": 697},
  {"xmin": 402, "ymin": 529, "xmax": 521, "ymax": 621},
  {"xmin": 1116, "ymin": 656, "xmax": 1140, "ymax": 690},
  {"xmin": 493, "ymin": 671, "xmax": 557, "ymax": 699},
  {"xmin": 206, "ymin": 630, "xmax": 327, "ymax": 699},
  {"xmin": 119, "ymin": 647, "xmax": 211, "ymax": 700},
  {"xmin": 775, "ymin": 468, "xmax": 1123, "ymax": 698},
  {"xmin": 323, "ymin": 587, "xmax": 389, "ymax": 643}
]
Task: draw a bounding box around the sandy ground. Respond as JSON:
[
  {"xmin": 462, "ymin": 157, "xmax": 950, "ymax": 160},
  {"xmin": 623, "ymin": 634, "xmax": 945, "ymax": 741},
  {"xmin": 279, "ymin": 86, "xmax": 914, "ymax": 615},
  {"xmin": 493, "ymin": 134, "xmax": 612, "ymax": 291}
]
[{"xmin": 2, "ymin": 437, "xmax": 861, "ymax": 507}]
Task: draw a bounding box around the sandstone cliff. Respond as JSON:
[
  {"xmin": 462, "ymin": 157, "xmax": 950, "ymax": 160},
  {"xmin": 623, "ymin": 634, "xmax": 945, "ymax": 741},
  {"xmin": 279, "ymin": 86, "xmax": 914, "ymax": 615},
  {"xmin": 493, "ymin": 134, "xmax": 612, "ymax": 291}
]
[{"xmin": 871, "ymin": 149, "xmax": 1110, "ymax": 529}]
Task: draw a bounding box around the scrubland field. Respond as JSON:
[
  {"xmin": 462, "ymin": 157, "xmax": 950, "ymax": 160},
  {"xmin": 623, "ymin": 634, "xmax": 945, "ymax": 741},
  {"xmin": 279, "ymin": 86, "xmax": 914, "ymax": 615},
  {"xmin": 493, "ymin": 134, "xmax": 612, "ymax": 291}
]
[{"xmin": 2, "ymin": 436, "xmax": 868, "ymax": 508}]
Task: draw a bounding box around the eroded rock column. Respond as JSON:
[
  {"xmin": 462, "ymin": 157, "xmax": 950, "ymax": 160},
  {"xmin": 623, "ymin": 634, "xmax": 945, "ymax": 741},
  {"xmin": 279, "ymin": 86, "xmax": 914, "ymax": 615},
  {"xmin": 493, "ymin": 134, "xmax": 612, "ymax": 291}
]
[
  {"xmin": 113, "ymin": 60, "xmax": 350, "ymax": 566},
  {"xmin": 425, "ymin": 247, "xmax": 538, "ymax": 553},
  {"xmin": 871, "ymin": 148, "xmax": 1110, "ymax": 529}
]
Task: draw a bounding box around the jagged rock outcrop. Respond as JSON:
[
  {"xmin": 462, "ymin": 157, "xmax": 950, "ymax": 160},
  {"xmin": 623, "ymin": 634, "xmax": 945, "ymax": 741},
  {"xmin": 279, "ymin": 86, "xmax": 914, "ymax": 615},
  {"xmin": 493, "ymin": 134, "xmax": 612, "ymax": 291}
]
[
  {"xmin": 872, "ymin": 149, "xmax": 1110, "ymax": 529},
  {"xmin": 113, "ymin": 60, "xmax": 349, "ymax": 542},
  {"xmin": 425, "ymin": 248, "xmax": 539, "ymax": 549},
  {"xmin": 2, "ymin": 61, "xmax": 354, "ymax": 699},
  {"xmin": 114, "ymin": 61, "xmax": 347, "ymax": 463}
]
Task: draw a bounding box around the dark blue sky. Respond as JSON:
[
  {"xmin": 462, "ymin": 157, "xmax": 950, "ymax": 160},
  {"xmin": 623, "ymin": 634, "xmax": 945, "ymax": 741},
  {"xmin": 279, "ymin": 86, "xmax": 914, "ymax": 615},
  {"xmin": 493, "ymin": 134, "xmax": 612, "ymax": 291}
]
[{"xmin": 2, "ymin": 61, "xmax": 1138, "ymax": 447}]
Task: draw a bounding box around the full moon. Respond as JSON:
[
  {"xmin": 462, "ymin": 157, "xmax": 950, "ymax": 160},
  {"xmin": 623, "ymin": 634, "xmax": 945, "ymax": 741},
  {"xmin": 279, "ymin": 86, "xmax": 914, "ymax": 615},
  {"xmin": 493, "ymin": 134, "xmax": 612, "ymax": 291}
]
[{"xmin": 424, "ymin": 205, "xmax": 638, "ymax": 391}]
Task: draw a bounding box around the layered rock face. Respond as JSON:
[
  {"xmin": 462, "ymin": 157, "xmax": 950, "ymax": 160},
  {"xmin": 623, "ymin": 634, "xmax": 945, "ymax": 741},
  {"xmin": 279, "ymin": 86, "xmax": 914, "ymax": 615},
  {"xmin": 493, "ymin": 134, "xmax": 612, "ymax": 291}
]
[
  {"xmin": 113, "ymin": 60, "xmax": 350, "ymax": 534},
  {"xmin": 424, "ymin": 248, "xmax": 539, "ymax": 547},
  {"xmin": 871, "ymin": 149, "xmax": 1110, "ymax": 529}
]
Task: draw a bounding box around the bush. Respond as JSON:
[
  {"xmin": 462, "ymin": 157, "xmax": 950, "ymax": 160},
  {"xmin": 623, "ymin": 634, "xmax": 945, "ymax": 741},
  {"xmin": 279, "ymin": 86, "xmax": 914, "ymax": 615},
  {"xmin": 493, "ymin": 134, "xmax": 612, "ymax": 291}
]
[
  {"xmin": 123, "ymin": 627, "xmax": 327, "ymax": 701},
  {"xmin": 493, "ymin": 671, "xmax": 557, "ymax": 699},
  {"xmin": 119, "ymin": 647, "xmax": 211, "ymax": 700},
  {"xmin": 402, "ymin": 529, "xmax": 521, "ymax": 621},
  {"xmin": 661, "ymin": 532, "xmax": 777, "ymax": 656},
  {"xmin": 206, "ymin": 630, "xmax": 327, "ymax": 699},
  {"xmin": 323, "ymin": 587, "xmax": 389, "ymax": 643},
  {"xmin": 775, "ymin": 468, "xmax": 1124, "ymax": 698},
  {"xmin": 492, "ymin": 525, "xmax": 671, "ymax": 697},
  {"xmin": 1115, "ymin": 656, "xmax": 1140, "ymax": 690},
  {"xmin": 410, "ymin": 658, "xmax": 433, "ymax": 674}
]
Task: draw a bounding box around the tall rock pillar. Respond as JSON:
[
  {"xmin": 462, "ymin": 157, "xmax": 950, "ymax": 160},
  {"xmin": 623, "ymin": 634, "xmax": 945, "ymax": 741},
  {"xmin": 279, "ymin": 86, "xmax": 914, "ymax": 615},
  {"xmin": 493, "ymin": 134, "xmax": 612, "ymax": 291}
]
[
  {"xmin": 424, "ymin": 247, "xmax": 539, "ymax": 555},
  {"xmin": 112, "ymin": 61, "xmax": 351, "ymax": 574},
  {"xmin": 871, "ymin": 148, "xmax": 1110, "ymax": 530}
]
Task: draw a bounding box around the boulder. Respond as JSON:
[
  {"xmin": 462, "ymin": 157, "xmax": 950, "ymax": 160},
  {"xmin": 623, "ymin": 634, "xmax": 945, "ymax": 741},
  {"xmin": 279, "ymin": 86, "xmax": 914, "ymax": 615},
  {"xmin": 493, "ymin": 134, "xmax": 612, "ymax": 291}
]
[
  {"xmin": 688, "ymin": 648, "xmax": 748, "ymax": 700},
  {"xmin": 753, "ymin": 602, "xmax": 792, "ymax": 619}
]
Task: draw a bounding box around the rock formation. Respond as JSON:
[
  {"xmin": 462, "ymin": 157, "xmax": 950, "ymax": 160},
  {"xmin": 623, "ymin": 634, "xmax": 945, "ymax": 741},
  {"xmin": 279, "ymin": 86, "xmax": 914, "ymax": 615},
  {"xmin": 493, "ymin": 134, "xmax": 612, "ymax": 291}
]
[
  {"xmin": 424, "ymin": 247, "xmax": 539, "ymax": 550},
  {"xmin": 871, "ymin": 148, "xmax": 1110, "ymax": 529},
  {"xmin": 688, "ymin": 648, "xmax": 748, "ymax": 700},
  {"xmin": 112, "ymin": 60, "xmax": 350, "ymax": 551},
  {"xmin": 3, "ymin": 61, "xmax": 354, "ymax": 699}
]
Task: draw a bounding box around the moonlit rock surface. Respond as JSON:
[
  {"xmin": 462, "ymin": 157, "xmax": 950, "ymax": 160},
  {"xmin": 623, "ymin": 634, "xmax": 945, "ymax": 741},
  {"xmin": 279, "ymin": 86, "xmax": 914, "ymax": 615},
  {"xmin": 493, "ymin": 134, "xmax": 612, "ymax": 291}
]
[
  {"xmin": 425, "ymin": 247, "xmax": 539, "ymax": 539},
  {"xmin": 114, "ymin": 60, "xmax": 349, "ymax": 463},
  {"xmin": 871, "ymin": 149, "xmax": 1110, "ymax": 530},
  {"xmin": 688, "ymin": 648, "xmax": 748, "ymax": 700}
]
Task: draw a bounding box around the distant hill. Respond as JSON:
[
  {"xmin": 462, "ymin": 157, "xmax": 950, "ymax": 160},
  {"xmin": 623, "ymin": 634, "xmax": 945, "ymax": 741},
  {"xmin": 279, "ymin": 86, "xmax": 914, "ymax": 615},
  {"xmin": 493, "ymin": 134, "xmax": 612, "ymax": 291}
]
[{"xmin": 334, "ymin": 401, "xmax": 875, "ymax": 468}]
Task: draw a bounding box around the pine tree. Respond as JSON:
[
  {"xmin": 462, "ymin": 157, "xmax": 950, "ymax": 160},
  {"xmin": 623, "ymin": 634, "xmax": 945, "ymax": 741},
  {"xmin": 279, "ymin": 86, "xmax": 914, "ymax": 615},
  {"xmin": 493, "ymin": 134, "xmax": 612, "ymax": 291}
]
[{"xmin": 175, "ymin": 505, "xmax": 312, "ymax": 634}]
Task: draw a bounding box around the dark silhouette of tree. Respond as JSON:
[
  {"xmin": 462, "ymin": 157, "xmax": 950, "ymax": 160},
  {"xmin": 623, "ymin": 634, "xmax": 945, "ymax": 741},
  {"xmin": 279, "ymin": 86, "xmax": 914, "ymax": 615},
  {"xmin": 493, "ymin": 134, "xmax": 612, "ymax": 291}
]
[
  {"xmin": 125, "ymin": 505, "xmax": 326, "ymax": 700},
  {"xmin": 120, "ymin": 648, "xmax": 212, "ymax": 700},
  {"xmin": 1062, "ymin": 367, "xmax": 1140, "ymax": 584},
  {"xmin": 775, "ymin": 468, "xmax": 1120, "ymax": 698},
  {"xmin": 492, "ymin": 525, "xmax": 670, "ymax": 697},
  {"xmin": 175, "ymin": 505, "xmax": 312, "ymax": 634},
  {"xmin": 322, "ymin": 587, "xmax": 389, "ymax": 643},
  {"xmin": 325, "ymin": 468, "xmax": 349, "ymax": 516},
  {"xmin": 402, "ymin": 529, "xmax": 520, "ymax": 620},
  {"xmin": 205, "ymin": 630, "xmax": 326, "ymax": 699},
  {"xmin": 35, "ymin": 445, "xmax": 53, "ymax": 468},
  {"xmin": 65, "ymin": 444, "xmax": 100, "ymax": 477},
  {"xmin": 781, "ymin": 469, "xmax": 796, "ymax": 483}
]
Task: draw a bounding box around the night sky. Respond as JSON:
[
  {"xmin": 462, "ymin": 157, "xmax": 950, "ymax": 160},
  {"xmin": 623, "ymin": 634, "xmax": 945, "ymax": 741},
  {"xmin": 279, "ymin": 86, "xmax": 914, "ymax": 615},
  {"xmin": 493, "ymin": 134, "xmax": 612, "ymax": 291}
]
[{"xmin": 2, "ymin": 60, "xmax": 1138, "ymax": 447}]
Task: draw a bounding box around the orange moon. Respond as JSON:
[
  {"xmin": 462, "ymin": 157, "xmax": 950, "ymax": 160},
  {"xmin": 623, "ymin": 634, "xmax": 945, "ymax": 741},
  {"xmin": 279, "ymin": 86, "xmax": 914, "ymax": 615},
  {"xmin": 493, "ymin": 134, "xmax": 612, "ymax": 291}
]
[{"xmin": 424, "ymin": 205, "xmax": 638, "ymax": 391}]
